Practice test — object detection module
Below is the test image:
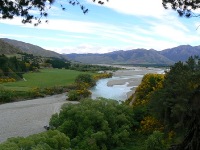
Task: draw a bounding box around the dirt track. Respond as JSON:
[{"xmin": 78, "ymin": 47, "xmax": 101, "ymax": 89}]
[{"xmin": 0, "ymin": 94, "xmax": 78, "ymax": 143}]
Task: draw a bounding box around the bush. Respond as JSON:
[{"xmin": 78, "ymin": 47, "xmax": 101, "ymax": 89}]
[
  {"xmin": 0, "ymin": 130, "xmax": 70, "ymax": 150},
  {"xmin": 68, "ymin": 89, "xmax": 91, "ymax": 101},
  {"xmin": 75, "ymin": 74, "xmax": 96, "ymax": 88},
  {"xmin": 145, "ymin": 131, "xmax": 168, "ymax": 150},
  {"xmin": 50, "ymin": 98, "xmax": 134, "ymax": 150},
  {"xmin": 0, "ymin": 90, "xmax": 15, "ymax": 103},
  {"xmin": 68, "ymin": 90, "xmax": 80, "ymax": 101}
]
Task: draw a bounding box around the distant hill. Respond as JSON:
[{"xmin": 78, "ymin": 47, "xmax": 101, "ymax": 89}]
[
  {"xmin": 160, "ymin": 45, "xmax": 200, "ymax": 62},
  {"xmin": 0, "ymin": 39, "xmax": 21, "ymax": 54},
  {"xmin": 1, "ymin": 38, "xmax": 67, "ymax": 60},
  {"xmin": 1, "ymin": 38, "xmax": 200, "ymax": 65},
  {"xmin": 65, "ymin": 45, "xmax": 200, "ymax": 65},
  {"xmin": 65, "ymin": 49, "xmax": 174, "ymax": 65}
]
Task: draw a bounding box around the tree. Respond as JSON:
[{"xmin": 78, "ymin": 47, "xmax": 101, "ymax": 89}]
[
  {"xmin": 162, "ymin": 0, "xmax": 200, "ymax": 18},
  {"xmin": 75, "ymin": 73, "xmax": 96, "ymax": 87},
  {"xmin": 0, "ymin": 0, "xmax": 108, "ymax": 26},
  {"xmin": 148, "ymin": 56, "xmax": 200, "ymax": 150},
  {"xmin": 49, "ymin": 98, "xmax": 134, "ymax": 149}
]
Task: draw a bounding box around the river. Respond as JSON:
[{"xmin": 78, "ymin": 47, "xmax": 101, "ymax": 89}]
[{"xmin": 91, "ymin": 67, "xmax": 164, "ymax": 101}]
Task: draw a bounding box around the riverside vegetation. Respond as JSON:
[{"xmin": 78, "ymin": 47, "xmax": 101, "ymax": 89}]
[
  {"xmin": 0, "ymin": 54, "xmax": 118, "ymax": 103},
  {"xmin": 0, "ymin": 56, "xmax": 200, "ymax": 150}
]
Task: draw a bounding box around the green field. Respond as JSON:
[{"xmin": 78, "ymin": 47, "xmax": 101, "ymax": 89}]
[{"xmin": 1, "ymin": 69, "xmax": 92, "ymax": 91}]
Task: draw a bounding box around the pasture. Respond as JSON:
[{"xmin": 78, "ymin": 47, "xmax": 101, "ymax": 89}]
[{"xmin": 1, "ymin": 69, "xmax": 91, "ymax": 91}]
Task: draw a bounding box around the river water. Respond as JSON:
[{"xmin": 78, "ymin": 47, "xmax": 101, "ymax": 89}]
[{"xmin": 91, "ymin": 67, "xmax": 164, "ymax": 101}]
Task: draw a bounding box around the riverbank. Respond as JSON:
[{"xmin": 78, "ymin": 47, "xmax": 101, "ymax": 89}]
[
  {"xmin": 107, "ymin": 67, "xmax": 164, "ymax": 99},
  {"xmin": 0, "ymin": 93, "xmax": 78, "ymax": 143}
]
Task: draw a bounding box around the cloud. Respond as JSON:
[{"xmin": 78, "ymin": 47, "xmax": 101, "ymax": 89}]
[
  {"xmin": 87, "ymin": 0, "xmax": 172, "ymax": 18},
  {"xmin": 1, "ymin": 1, "xmax": 199, "ymax": 54},
  {"xmin": 0, "ymin": 33, "xmax": 72, "ymax": 43},
  {"xmin": 49, "ymin": 44, "xmax": 110, "ymax": 54}
]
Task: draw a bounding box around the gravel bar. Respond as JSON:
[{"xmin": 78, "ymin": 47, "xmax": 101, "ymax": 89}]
[{"xmin": 0, "ymin": 93, "xmax": 78, "ymax": 143}]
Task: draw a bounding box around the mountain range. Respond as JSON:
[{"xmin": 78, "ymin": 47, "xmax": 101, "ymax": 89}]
[
  {"xmin": 1, "ymin": 38, "xmax": 200, "ymax": 65},
  {"xmin": 65, "ymin": 45, "xmax": 200, "ymax": 65}
]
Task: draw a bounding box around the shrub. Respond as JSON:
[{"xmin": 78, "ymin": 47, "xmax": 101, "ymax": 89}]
[
  {"xmin": 68, "ymin": 90, "xmax": 80, "ymax": 101},
  {"xmin": 0, "ymin": 90, "xmax": 15, "ymax": 103},
  {"xmin": 75, "ymin": 74, "xmax": 96, "ymax": 87},
  {"xmin": 139, "ymin": 116, "xmax": 164, "ymax": 134},
  {"xmin": 93, "ymin": 73, "xmax": 112, "ymax": 80},
  {"xmin": 50, "ymin": 98, "xmax": 134, "ymax": 150},
  {"xmin": 68, "ymin": 89, "xmax": 91, "ymax": 101},
  {"xmin": 0, "ymin": 78, "xmax": 16, "ymax": 83},
  {"xmin": 145, "ymin": 131, "xmax": 168, "ymax": 150},
  {"xmin": 0, "ymin": 130, "xmax": 70, "ymax": 150}
]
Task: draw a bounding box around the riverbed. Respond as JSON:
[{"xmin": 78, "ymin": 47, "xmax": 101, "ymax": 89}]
[
  {"xmin": 91, "ymin": 67, "xmax": 164, "ymax": 101},
  {"xmin": 0, "ymin": 94, "xmax": 78, "ymax": 143}
]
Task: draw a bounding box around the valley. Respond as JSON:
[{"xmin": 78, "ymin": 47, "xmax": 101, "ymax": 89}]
[{"xmin": 0, "ymin": 38, "xmax": 199, "ymax": 149}]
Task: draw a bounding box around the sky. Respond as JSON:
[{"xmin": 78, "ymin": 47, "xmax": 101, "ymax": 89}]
[{"xmin": 0, "ymin": 0, "xmax": 200, "ymax": 54}]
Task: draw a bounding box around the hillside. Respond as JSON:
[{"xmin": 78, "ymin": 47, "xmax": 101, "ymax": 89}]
[
  {"xmin": 0, "ymin": 39, "xmax": 21, "ymax": 54},
  {"xmin": 65, "ymin": 49, "xmax": 175, "ymax": 65},
  {"xmin": 160, "ymin": 45, "xmax": 200, "ymax": 62},
  {"xmin": 65, "ymin": 45, "xmax": 200, "ymax": 65},
  {"xmin": 1, "ymin": 38, "xmax": 200, "ymax": 65},
  {"xmin": 1, "ymin": 38, "xmax": 67, "ymax": 60}
]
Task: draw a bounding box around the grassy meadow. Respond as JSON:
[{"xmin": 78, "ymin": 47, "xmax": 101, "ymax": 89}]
[{"xmin": 1, "ymin": 69, "xmax": 92, "ymax": 91}]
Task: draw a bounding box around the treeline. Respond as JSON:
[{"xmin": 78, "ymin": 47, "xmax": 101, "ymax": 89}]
[
  {"xmin": 126, "ymin": 56, "xmax": 200, "ymax": 149},
  {"xmin": 45, "ymin": 58, "xmax": 71, "ymax": 69},
  {"xmin": 148, "ymin": 56, "xmax": 200, "ymax": 149},
  {"xmin": 0, "ymin": 54, "xmax": 39, "ymax": 80},
  {"xmin": 69, "ymin": 63, "xmax": 120, "ymax": 72},
  {"xmin": 45, "ymin": 58, "xmax": 120, "ymax": 72}
]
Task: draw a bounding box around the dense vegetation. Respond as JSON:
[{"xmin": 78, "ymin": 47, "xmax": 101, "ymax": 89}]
[
  {"xmin": 148, "ymin": 56, "xmax": 200, "ymax": 149},
  {"xmin": 49, "ymin": 98, "xmax": 134, "ymax": 150},
  {"xmin": 127, "ymin": 56, "xmax": 200, "ymax": 149},
  {"xmin": 69, "ymin": 63, "xmax": 120, "ymax": 72},
  {"xmin": 0, "ymin": 54, "xmax": 39, "ymax": 80},
  {"xmin": 45, "ymin": 58, "xmax": 71, "ymax": 69},
  {"xmin": 0, "ymin": 130, "xmax": 70, "ymax": 150}
]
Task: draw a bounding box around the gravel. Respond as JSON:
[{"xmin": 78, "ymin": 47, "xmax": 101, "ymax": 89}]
[{"xmin": 0, "ymin": 93, "xmax": 78, "ymax": 143}]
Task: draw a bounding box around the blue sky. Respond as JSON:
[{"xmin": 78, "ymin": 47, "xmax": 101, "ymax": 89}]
[{"xmin": 0, "ymin": 0, "xmax": 200, "ymax": 54}]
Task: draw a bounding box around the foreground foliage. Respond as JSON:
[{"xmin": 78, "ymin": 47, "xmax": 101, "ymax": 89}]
[
  {"xmin": 149, "ymin": 56, "xmax": 200, "ymax": 149},
  {"xmin": 128, "ymin": 56, "xmax": 200, "ymax": 149},
  {"xmin": 50, "ymin": 98, "xmax": 134, "ymax": 150},
  {"xmin": 0, "ymin": 130, "xmax": 70, "ymax": 150}
]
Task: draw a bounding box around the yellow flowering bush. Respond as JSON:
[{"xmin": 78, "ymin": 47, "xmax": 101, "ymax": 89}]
[
  {"xmin": 93, "ymin": 73, "xmax": 112, "ymax": 80},
  {"xmin": 68, "ymin": 89, "xmax": 91, "ymax": 101},
  {"xmin": 0, "ymin": 78, "xmax": 16, "ymax": 83},
  {"xmin": 132, "ymin": 74, "xmax": 164, "ymax": 107},
  {"xmin": 139, "ymin": 116, "xmax": 164, "ymax": 134}
]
